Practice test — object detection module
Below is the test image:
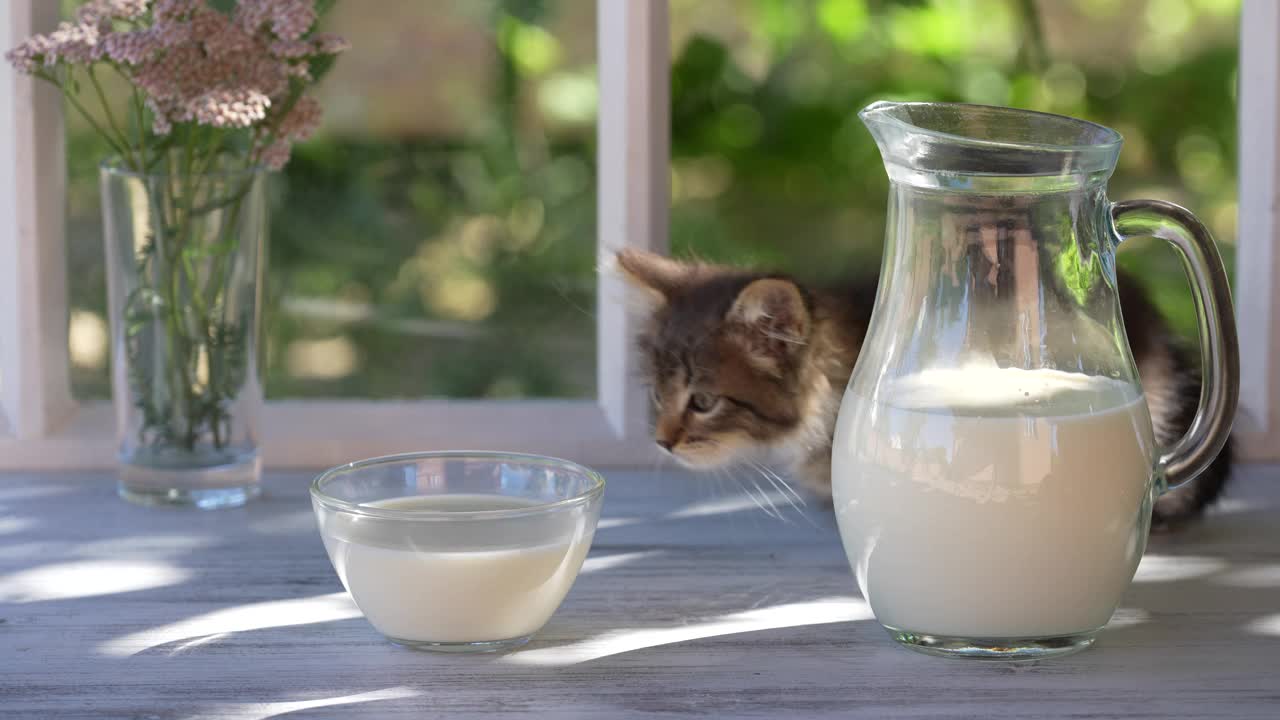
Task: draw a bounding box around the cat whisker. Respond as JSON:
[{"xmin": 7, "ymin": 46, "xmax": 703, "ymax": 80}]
[
  {"xmin": 754, "ymin": 463, "xmax": 820, "ymax": 528},
  {"xmin": 747, "ymin": 463, "xmax": 808, "ymax": 524},
  {"xmin": 716, "ymin": 467, "xmax": 736, "ymax": 503},
  {"xmin": 760, "ymin": 330, "xmax": 806, "ymax": 345},
  {"xmin": 712, "ymin": 467, "xmax": 763, "ymax": 523},
  {"xmin": 744, "ymin": 485, "xmax": 783, "ymax": 521},
  {"xmin": 705, "ymin": 466, "xmax": 727, "ymax": 505},
  {"xmin": 713, "ymin": 468, "xmax": 732, "ymax": 504},
  {"xmin": 752, "ymin": 476, "xmax": 783, "ymax": 520},
  {"xmin": 748, "ymin": 462, "xmax": 792, "ymax": 510},
  {"xmin": 550, "ymin": 278, "xmax": 597, "ymax": 321},
  {"xmin": 721, "ymin": 466, "xmax": 781, "ymax": 521},
  {"xmin": 759, "ymin": 464, "xmax": 807, "ymax": 508},
  {"xmin": 744, "ymin": 474, "xmax": 789, "ymax": 523}
]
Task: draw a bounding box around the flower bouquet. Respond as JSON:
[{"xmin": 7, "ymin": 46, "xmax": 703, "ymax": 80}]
[{"xmin": 7, "ymin": 0, "xmax": 347, "ymax": 507}]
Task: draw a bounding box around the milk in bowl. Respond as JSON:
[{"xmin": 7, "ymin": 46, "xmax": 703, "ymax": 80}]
[{"xmin": 312, "ymin": 453, "xmax": 604, "ymax": 652}]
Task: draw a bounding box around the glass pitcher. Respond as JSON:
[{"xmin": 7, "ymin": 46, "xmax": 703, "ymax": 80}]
[{"xmin": 831, "ymin": 102, "xmax": 1238, "ymax": 660}]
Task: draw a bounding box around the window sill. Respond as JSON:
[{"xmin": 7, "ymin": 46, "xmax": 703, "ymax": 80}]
[{"xmin": 0, "ymin": 400, "xmax": 658, "ymax": 470}]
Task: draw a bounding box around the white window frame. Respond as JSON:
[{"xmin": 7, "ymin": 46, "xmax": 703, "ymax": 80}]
[
  {"xmin": 2, "ymin": 0, "xmax": 1278, "ymax": 469},
  {"xmin": 1234, "ymin": 0, "xmax": 1280, "ymax": 460}
]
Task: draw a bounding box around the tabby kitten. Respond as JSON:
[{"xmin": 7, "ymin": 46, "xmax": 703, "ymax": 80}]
[{"xmin": 616, "ymin": 249, "xmax": 1231, "ymax": 529}]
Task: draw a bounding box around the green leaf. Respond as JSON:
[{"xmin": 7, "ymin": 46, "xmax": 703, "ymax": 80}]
[
  {"xmin": 1056, "ymin": 234, "xmax": 1103, "ymax": 305},
  {"xmin": 818, "ymin": 0, "xmax": 870, "ymax": 43},
  {"xmin": 309, "ymin": 52, "xmax": 338, "ymax": 83}
]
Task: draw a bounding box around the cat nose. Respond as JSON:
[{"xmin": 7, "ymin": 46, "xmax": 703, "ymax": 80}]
[{"xmin": 656, "ymin": 439, "xmax": 674, "ymax": 452}]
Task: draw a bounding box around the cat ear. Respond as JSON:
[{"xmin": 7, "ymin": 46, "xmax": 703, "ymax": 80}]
[
  {"xmin": 615, "ymin": 249, "xmax": 690, "ymax": 302},
  {"xmin": 726, "ymin": 278, "xmax": 811, "ymax": 375}
]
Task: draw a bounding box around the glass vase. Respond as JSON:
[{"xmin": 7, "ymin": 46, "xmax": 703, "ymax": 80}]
[{"xmin": 100, "ymin": 157, "xmax": 267, "ymax": 509}]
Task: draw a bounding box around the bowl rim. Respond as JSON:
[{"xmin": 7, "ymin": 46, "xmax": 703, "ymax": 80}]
[{"xmin": 309, "ymin": 450, "xmax": 606, "ymax": 522}]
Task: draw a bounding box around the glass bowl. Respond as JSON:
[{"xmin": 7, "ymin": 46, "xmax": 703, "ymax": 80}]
[{"xmin": 311, "ymin": 451, "xmax": 605, "ymax": 652}]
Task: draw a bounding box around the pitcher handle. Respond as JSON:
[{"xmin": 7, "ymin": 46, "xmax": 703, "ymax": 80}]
[{"xmin": 1109, "ymin": 200, "xmax": 1239, "ymax": 493}]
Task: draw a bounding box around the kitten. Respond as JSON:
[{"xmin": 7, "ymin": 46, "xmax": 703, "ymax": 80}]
[{"xmin": 616, "ymin": 249, "xmax": 1231, "ymax": 530}]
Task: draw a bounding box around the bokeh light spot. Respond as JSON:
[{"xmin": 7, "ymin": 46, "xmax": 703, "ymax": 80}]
[
  {"xmin": 68, "ymin": 310, "xmax": 108, "ymax": 370},
  {"xmin": 286, "ymin": 336, "xmax": 359, "ymax": 381},
  {"xmin": 817, "ymin": 0, "xmax": 869, "ymax": 43},
  {"xmin": 717, "ymin": 104, "xmax": 764, "ymax": 148},
  {"xmin": 539, "ymin": 71, "xmax": 597, "ymax": 125}
]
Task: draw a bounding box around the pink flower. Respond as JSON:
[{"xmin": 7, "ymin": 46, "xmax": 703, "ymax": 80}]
[
  {"xmin": 269, "ymin": 32, "xmax": 349, "ymax": 65},
  {"xmin": 311, "ymin": 33, "xmax": 350, "ymax": 55},
  {"xmin": 147, "ymin": 98, "xmax": 172, "ymax": 136},
  {"xmin": 153, "ymin": 0, "xmax": 200, "ymax": 23},
  {"xmin": 196, "ymin": 8, "xmax": 256, "ymax": 58},
  {"xmin": 103, "ymin": 29, "xmax": 162, "ymax": 65},
  {"xmin": 133, "ymin": 42, "xmax": 201, "ymax": 101},
  {"xmin": 258, "ymin": 139, "xmax": 291, "ymax": 170},
  {"xmin": 269, "ymin": 38, "xmax": 313, "ymax": 59},
  {"xmin": 5, "ymin": 0, "xmax": 347, "ymax": 173},
  {"xmin": 54, "ymin": 21, "xmax": 105, "ymax": 63},
  {"xmin": 190, "ymin": 88, "xmax": 272, "ymax": 129},
  {"xmin": 78, "ymin": 0, "xmax": 151, "ymax": 23},
  {"xmin": 277, "ymin": 95, "xmax": 322, "ymax": 141},
  {"xmin": 236, "ymin": 0, "xmax": 316, "ymax": 42},
  {"xmin": 269, "ymin": 2, "xmax": 317, "ymax": 42},
  {"xmin": 5, "ymin": 43, "xmax": 40, "ymax": 73},
  {"xmin": 6, "ymin": 20, "xmax": 103, "ymax": 69}
]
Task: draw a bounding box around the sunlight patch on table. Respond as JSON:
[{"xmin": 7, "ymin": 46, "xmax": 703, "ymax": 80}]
[
  {"xmin": 0, "ymin": 560, "xmax": 189, "ymax": 603},
  {"xmin": 666, "ymin": 490, "xmax": 795, "ymax": 520},
  {"xmin": 503, "ymin": 596, "xmax": 873, "ymax": 666},
  {"xmin": 0, "ymin": 516, "xmax": 36, "ymax": 536},
  {"xmin": 580, "ymin": 550, "xmax": 660, "ymax": 575},
  {"xmin": 1208, "ymin": 498, "xmax": 1261, "ymax": 515},
  {"xmin": 1132, "ymin": 554, "xmax": 1226, "ymax": 583},
  {"xmin": 1244, "ymin": 614, "xmax": 1280, "ymax": 637},
  {"xmin": 99, "ymin": 591, "xmax": 361, "ymax": 657},
  {"xmin": 1213, "ymin": 564, "xmax": 1280, "ymax": 588},
  {"xmin": 0, "ymin": 485, "xmax": 74, "ymax": 502},
  {"xmin": 596, "ymin": 516, "xmax": 644, "ymax": 530},
  {"xmin": 0, "ymin": 534, "xmax": 212, "ymax": 563},
  {"xmin": 190, "ymin": 686, "xmax": 419, "ymax": 720},
  {"xmin": 0, "ymin": 541, "xmax": 56, "ymax": 561},
  {"xmin": 168, "ymin": 632, "xmax": 232, "ymax": 656},
  {"xmin": 75, "ymin": 534, "xmax": 216, "ymax": 558},
  {"xmin": 1107, "ymin": 607, "xmax": 1152, "ymax": 628},
  {"xmin": 249, "ymin": 509, "xmax": 318, "ymax": 536}
]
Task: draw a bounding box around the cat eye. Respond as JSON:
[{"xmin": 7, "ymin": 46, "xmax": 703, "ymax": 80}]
[{"xmin": 688, "ymin": 391, "xmax": 720, "ymax": 414}]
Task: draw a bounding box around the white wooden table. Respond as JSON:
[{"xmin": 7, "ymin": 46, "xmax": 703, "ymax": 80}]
[{"xmin": 2, "ymin": 466, "xmax": 1279, "ymax": 719}]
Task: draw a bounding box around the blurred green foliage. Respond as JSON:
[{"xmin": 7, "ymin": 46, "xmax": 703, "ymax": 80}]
[{"xmin": 65, "ymin": 0, "xmax": 1239, "ymax": 400}]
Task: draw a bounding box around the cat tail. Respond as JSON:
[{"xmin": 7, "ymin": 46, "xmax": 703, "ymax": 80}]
[{"xmin": 1150, "ymin": 352, "xmax": 1233, "ymax": 531}]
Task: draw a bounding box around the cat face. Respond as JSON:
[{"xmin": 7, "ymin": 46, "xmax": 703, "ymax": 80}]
[{"xmin": 616, "ymin": 250, "xmax": 817, "ymax": 469}]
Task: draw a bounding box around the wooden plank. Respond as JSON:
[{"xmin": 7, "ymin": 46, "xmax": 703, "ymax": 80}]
[{"xmin": 1, "ymin": 465, "xmax": 1278, "ymax": 718}]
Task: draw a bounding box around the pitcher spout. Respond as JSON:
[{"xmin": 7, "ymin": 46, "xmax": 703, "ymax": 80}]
[{"xmin": 859, "ymin": 101, "xmax": 1123, "ymax": 190}]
